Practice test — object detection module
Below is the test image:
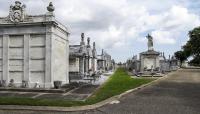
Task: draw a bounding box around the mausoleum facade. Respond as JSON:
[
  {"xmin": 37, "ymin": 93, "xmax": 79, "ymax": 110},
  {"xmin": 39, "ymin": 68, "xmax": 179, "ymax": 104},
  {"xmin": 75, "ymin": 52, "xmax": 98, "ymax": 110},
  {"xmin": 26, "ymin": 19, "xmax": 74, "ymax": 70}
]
[{"xmin": 0, "ymin": 1, "xmax": 70, "ymax": 88}]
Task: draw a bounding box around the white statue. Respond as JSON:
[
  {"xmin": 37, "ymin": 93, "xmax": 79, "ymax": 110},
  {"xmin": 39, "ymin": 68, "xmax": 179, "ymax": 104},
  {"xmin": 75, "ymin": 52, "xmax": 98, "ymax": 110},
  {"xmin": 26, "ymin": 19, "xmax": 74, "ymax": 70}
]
[
  {"xmin": 9, "ymin": 1, "xmax": 26, "ymax": 23},
  {"xmin": 146, "ymin": 34, "xmax": 154, "ymax": 51}
]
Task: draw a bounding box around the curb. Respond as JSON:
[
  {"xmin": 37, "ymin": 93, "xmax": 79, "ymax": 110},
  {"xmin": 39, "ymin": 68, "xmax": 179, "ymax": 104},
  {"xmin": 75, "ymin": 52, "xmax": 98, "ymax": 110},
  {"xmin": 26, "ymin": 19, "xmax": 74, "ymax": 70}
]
[{"xmin": 0, "ymin": 71, "xmax": 177, "ymax": 112}]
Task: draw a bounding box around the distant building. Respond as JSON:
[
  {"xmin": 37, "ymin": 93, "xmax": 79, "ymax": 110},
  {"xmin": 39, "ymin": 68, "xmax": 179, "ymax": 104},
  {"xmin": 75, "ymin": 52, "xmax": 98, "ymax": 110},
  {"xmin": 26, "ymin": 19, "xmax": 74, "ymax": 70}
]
[
  {"xmin": 126, "ymin": 55, "xmax": 140, "ymax": 72},
  {"xmin": 140, "ymin": 34, "xmax": 160, "ymax": 72},
  {"xmin": 111, "ymin": 59, "xmax": 116, "ymax": 71},
  {"xmin": 69, "ymin": 33, "xmax": 97, "ymax": 82},
  {"xmin": 127, "ymin": 34, "xmax": 179, "ymax": 75},
  {"xmin": 97, "ymin": 50, "xmax": 113, "ymax": 72}
]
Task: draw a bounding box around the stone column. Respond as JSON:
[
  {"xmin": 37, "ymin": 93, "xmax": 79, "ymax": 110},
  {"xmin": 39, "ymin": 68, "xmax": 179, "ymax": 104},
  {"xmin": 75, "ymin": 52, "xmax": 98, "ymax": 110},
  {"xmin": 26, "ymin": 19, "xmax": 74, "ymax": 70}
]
[
  {"xmin": 23, "ymin": 34, "xmax": 30, "ymax": 82},
  {"xmin": 84, "ymin": 57, "xmax": 88, "ymax": 73},
  {"xmin": 82, "ymin": 57, "xmax": 85, "ymax": 74},
  {"xmin": 140, "ymin": 55, "xmax": 144, "ymax": 72},
  {"xmin": 3, "ymin": 34, "xmax": 9, "ymax": 85},
  {"xmin": 79, "ymin": 57, "xmax": 85, "ymax": 76},
  {"xmin": 45, "ymin": 25, "xmax": 53, "ymax": 88}
]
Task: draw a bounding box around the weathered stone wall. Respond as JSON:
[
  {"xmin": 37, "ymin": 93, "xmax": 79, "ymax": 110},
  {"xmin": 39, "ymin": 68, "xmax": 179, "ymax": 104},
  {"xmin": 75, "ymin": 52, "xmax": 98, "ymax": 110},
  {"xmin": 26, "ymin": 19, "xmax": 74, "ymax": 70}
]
[
  {"xmin": 69, "ymin": 58, "xmax": 80, "ymax": 72},
  {"xmin": 140, "ymin": 54, "xmax": 160, "ymax": 71},
  {"xmin": 30, "ymin": 34, "xmax": 46, "ymax": 87},
  {"xmin": 79, "ymin": 57, "xmax": 85, "ymax": 75},
  {"xmin": 9, "ymin": 35, "xmax": 24, "ymax": 85},
  {"xmin": 52, "ymin": 27, "xmax": 69, "ymax": 84}
]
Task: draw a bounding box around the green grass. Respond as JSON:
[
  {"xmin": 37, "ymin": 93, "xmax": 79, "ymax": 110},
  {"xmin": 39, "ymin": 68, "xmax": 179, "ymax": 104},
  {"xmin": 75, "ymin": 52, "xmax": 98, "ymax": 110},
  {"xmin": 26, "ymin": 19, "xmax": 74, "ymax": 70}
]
[
  {"xmin": 0, "ymin": 68, "xmax": 154, "ymax": 107},
  {"xmin": 85, "ymin": 68, "xmax": 153, "ymax": 104}
]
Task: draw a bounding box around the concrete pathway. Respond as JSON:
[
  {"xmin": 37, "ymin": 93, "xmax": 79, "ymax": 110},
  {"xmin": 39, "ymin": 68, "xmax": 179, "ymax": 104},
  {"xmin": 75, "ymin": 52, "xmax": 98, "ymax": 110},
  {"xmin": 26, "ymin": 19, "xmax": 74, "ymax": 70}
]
[
  {"xmin": 0, "ymin": 84, "xmax": 99, "ymax": 101},
  {"xmin": 0, "ymin": 69, "xmax": 200, "ymax": 114}
]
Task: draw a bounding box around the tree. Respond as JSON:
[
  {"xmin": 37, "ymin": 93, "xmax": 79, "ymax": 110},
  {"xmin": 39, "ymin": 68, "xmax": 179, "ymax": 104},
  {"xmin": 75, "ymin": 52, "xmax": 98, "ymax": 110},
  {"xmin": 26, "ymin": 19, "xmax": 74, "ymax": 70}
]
[
  {"xmin": 174, "ymin": 51, "xmax": 187, "ymax": 67},
  {"xmin": 190, "ymin": 56, "xmax": 200, "ymax": 66},
  {"xmin": 186, "ymin": 27, "xmax": 200, "ymax": 65},
  {"xmin": 188, "ymin": 27, "xmax": 200, "ymax": 56}
]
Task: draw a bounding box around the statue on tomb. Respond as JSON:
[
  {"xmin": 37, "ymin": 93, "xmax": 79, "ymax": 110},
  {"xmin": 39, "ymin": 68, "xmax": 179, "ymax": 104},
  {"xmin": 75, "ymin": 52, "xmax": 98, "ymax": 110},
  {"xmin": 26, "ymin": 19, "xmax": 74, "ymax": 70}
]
[
  {"xmin": 146, "ymin": 34, "xmax": 154, "ymax": 51},
  {"xmin": 9, "ymin": 1, "xmax": 26, "ymax": 23}
]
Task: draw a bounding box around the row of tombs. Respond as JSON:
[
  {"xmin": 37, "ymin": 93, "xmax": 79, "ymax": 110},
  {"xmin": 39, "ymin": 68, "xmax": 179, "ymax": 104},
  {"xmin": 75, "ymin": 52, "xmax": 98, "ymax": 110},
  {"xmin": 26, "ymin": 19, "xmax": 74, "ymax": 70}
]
[
  {"xmin": 126, "ymin": 34, "xmax": 180, "ymax": 76},
  {"xmin": 0, "ymin": 1, "xmax": 115, "ymax": 89}
]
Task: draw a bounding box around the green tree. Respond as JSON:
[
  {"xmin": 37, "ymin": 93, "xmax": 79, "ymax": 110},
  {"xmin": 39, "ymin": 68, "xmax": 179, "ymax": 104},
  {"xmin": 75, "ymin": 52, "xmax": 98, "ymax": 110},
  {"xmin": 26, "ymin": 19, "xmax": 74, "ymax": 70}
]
[
  {"xmin": 190, "ymin": 56, "xmax": 200, "ymax": 66},
  {"xmin": 174, "ymin": 51, "xmax": 187, "ymax": 67},
  {"xmin": 188, "ymin": 27, "xmax": 200, "ymax": 56},
  {"xmin": 186, "ymin": 27, "xmax": 200, "ymax": 65}
]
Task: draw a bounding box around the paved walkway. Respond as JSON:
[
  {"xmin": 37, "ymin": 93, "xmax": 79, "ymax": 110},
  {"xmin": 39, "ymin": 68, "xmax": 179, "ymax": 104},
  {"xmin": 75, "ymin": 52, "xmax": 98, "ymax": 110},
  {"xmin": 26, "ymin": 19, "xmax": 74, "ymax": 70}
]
[
  {"xmin": 0, "ymin": 84, "xmax": 99, "ymax": 101},
  {"xmin": 0, "ymin": 69, "xmax": 200, "ymax": 114},
  {"xmin": 0, "ymin": 72, "xmax": 114, "ymax": 101}
]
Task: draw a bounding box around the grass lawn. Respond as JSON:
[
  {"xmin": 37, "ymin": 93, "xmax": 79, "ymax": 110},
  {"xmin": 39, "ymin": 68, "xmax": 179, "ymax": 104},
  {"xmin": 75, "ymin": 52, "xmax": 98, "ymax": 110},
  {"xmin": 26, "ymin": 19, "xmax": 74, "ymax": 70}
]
[{"xmin": 0, "ymin": 68, "xmax": 154, "ymax": 107}]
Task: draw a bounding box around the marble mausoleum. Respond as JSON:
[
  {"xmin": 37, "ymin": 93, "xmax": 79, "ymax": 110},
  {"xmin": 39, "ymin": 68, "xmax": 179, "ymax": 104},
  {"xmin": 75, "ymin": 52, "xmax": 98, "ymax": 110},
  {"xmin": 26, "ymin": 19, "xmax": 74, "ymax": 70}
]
[
  {"xmin": 140, "ymin": 34, "xmax": 160, "ymax": 72},
  {"xmin": 0, "ymin": 1, "xmax": 70, "ymax": 88}
]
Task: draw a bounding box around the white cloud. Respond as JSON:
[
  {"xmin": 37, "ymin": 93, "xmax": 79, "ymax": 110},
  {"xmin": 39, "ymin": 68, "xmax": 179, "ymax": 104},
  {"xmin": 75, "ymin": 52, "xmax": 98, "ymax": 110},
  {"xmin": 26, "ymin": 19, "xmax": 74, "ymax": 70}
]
[
  {"xmin": 152, "ymin": 30, "xmax": 176, "ymax": 44},
  {"xmin": 0, "ymin": 0, "xmax": 200, "ymax": 62},
  {"xmin": 56, "ymin": 1, "xmax": 93, "ymax": 22},
  {"xmin": 148, "ymin": 5, "xmax": 200, "ymax": 45}
]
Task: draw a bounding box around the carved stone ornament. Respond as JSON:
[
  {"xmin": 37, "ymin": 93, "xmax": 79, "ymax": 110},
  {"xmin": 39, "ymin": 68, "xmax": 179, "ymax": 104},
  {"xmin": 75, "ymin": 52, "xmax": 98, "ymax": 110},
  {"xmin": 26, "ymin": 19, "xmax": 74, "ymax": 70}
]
[{"xmin": 9, "ymin": 1, "xmax": 26, "ymax": 23}]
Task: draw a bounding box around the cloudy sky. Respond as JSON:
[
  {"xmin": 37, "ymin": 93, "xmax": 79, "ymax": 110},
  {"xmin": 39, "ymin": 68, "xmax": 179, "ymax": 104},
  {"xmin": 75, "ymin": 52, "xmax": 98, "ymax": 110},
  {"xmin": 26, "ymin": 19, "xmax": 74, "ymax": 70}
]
[{"xmin": 1, "ymin": 0, "xmax": 200, "ymax": 62}]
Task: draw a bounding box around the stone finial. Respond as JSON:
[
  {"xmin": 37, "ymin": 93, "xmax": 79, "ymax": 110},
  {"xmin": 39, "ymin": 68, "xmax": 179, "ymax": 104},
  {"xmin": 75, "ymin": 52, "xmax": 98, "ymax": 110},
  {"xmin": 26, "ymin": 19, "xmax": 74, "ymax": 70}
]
[
  {"xmin": 80, "ymin": 33, "xmax": 85, "ymax": 45},
  {"xmin": 81, "ymin": 33, "xmax": 84, "ymax": 41},
  {"xmin": 87, "ymin": 37, "xmax": 90, "ymax": 45},
  {"xmin": 93, "ymin": 42, "xmax": 96, "ymax": 49},
  {"xmin": 47, "ymin": 2, "xmax": 55, "ymax": 12}
]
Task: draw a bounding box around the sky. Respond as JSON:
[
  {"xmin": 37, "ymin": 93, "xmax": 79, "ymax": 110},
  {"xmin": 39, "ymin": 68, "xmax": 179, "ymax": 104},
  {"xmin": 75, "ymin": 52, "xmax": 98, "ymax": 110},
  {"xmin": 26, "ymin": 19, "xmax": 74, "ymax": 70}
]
[{"xmin": 0, "ymin": 0, "xmax": 200, "ymax": 62}]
